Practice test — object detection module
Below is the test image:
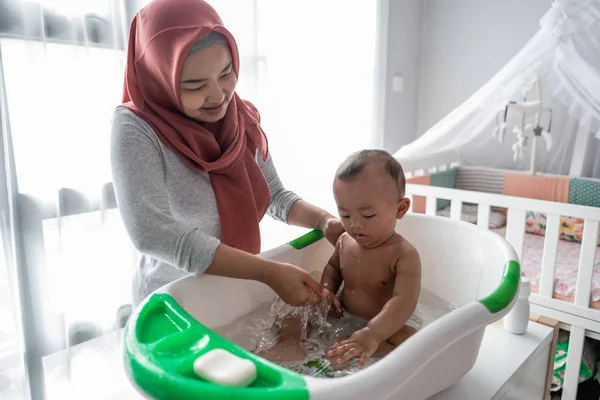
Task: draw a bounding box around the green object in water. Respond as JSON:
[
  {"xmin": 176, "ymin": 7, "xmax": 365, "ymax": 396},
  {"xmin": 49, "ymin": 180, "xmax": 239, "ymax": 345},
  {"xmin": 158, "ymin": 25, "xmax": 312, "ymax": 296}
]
[{"xmin": 303, "ymin": 359, "xmax": 335, "ymax": 378}]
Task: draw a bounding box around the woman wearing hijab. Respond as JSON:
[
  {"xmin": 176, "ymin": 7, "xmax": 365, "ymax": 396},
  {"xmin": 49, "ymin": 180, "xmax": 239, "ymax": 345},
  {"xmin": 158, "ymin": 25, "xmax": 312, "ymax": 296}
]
[{"xmin": 111, "ymin": 0, "xmax": 344, "ymax": 307}]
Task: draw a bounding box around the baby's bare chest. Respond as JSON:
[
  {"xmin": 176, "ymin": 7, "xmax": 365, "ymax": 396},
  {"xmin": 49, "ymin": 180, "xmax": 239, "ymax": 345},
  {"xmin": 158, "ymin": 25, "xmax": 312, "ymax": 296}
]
[{"xmin": 339, "ymin": 244, "xmax": 397, "ymax": 288}]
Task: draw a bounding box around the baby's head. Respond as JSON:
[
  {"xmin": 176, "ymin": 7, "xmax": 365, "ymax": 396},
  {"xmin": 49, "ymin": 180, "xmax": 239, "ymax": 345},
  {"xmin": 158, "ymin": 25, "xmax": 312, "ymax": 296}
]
[{"xmin": 333, "ymin": 150, "xmax": 410, "ymax": 248}]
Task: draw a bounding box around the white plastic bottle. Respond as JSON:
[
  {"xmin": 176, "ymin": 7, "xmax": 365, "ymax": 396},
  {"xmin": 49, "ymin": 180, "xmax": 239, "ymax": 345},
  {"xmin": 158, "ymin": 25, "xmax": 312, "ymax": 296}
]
[{"xmin": 503, "ymin": 277, "xmax": 531, "ymax": 335}]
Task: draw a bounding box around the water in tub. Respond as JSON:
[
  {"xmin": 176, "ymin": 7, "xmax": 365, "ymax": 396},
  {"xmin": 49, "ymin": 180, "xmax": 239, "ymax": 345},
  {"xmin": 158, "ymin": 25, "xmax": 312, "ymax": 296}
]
[{"xmin": 214, "ymin": 286, "xmax": 458, "ymax": 378}]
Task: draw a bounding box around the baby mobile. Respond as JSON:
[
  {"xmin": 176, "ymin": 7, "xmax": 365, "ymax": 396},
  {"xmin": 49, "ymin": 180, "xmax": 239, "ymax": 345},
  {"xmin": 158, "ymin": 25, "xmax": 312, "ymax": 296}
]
[{"xmin": 491, "ymin": 78, "xmax": 553, "ymax": 174}]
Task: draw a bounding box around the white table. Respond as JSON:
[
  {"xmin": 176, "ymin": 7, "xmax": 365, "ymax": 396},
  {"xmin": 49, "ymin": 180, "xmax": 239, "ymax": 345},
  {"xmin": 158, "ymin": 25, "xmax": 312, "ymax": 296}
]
[
  {"xmin": 42, "ymin": 320, "xmax": 554, "ymax": 400},
  {"xmin": 432, "ymin": 320, "xmax": 553, "ymax": 400}
]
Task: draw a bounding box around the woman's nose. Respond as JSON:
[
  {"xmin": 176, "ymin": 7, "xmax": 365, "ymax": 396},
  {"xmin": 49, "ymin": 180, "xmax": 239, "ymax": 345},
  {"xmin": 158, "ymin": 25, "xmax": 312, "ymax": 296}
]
[{"xmin": 206, "ymin": 82, "xmax": 225, "ymax": 104}]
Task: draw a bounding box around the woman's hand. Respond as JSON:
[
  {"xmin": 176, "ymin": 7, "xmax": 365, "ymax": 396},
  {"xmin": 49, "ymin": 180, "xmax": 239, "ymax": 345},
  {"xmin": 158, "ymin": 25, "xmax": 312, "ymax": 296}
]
[
  {"xmin": 318, "ymin": 215, "xmax": 345, "ymax": 246},
  {"xmin": 263, "ymin": 262, "xmax": 327, "ymax": 306},
  {"xmin": 327, "ymin": 327, "xmax": 381, "ymax": 369}
]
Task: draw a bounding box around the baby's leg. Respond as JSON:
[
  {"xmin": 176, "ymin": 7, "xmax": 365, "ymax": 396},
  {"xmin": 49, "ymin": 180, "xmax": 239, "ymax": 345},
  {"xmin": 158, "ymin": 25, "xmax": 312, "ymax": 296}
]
[
  {"xmin": 374, "ymin": 325, "xmax": 417, "ymax": 356},
  {"xmin": 257, "ymin": 316, "xmax": 305, "ymax": 362}
]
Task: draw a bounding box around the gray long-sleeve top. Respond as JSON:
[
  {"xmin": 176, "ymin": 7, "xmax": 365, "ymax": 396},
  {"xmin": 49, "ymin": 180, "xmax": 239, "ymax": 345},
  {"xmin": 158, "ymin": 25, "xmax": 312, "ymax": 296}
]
[{"xmin": 110, "ymin": 106, "xmax": 301, "ymax": 305}]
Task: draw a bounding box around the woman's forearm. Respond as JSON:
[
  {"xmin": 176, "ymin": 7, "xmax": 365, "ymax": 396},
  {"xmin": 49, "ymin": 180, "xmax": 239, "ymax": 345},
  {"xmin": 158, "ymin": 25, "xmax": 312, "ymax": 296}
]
[
  {"xmin": 206, "ymin": 242, "xmax": 325, "ymax": 307},
  {"xmin": 206, "ymin": 200, "xmax": 334, "ymax": 280},
  {"xmin": 286, "ymin": 199, "xmax": 334, "ymax": 231},
  {"xmin": 205, "ymin": 243, "xmax": 275, "ymax": 283}
]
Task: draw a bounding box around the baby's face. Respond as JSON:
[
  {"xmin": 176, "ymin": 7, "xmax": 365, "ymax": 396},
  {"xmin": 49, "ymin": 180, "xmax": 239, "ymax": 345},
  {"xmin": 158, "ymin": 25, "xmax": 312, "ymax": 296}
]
[{"xmin": 333, "ymin": 164, "xmax": 409, "ymax": 248}]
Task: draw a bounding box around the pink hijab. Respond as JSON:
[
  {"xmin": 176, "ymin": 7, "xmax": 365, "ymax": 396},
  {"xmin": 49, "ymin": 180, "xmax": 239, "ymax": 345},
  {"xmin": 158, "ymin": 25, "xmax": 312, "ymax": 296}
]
[{"xmin": 122, "ymin": 0, "xmax": 270, "ymax": 254}]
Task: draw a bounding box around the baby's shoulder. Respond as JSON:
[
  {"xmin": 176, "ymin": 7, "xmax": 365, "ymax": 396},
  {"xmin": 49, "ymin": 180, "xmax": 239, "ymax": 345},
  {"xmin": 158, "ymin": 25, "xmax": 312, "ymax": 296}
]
[
  {"xmin": 336, "ymin": 232, "xmax": 352, "ymax": 247},
  {"xmin": 390, "ymin": 234, "xmax": 420, "ymax": 264}
]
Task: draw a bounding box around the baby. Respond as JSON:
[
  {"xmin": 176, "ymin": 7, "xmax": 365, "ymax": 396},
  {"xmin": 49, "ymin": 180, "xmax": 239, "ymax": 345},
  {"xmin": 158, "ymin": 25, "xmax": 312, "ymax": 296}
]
[
  {"xmin": 259, "ymin": 150, "xmax": 422, "ymax": 368},
  {"xmin": 322, "ymin": 149, "xmax": 422, "ymax": 368}
]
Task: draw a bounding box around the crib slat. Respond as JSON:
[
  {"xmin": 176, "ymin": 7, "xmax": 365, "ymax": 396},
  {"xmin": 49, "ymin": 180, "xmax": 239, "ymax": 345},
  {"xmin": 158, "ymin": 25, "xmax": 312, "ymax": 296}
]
[
  {"xmin": 477, "ymin": 204, "xmax": 491, "ymax": 229},
  {"xmin": 450, "ymin": 200, "xmax": 463, "ymax": 221},
  {"xmin": 425, "ymin": 196, "xmax": 437, "ymax": 216},
  {"xmin": 539, "ymin": 213, "xmax": 560, "ymax": 298},
  {"xmin": 562, "ymin": 326, "xmax": 586, "ymax": 400},
  {"xmin": 505, "ymin": 208, "xmax": 526, "ymax": 261},
  {"xmin": 574, "ymin": 220, "xmax": 600, "ymax": 307}
]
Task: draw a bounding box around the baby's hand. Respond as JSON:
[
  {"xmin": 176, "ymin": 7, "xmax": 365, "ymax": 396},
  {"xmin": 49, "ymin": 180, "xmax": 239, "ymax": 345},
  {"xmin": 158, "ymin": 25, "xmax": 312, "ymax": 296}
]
[
  {"xmin": 323, "ymin": 288, "xmax": 342, "ymax": 317},
  {"xmin": 327, "ymin": 327, "xmax": 380, "ymax": 369}
]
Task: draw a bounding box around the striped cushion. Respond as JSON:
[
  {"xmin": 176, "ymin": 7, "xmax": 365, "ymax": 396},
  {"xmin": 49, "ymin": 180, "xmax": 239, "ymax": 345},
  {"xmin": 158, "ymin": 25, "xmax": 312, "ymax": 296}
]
[
  {"xmin": 455, "ymin": 167, "xmax": 505, "ymax": 194},
  {"xmin": 437, "ymin": 204, "xmax": 507, "ymax": 228}
]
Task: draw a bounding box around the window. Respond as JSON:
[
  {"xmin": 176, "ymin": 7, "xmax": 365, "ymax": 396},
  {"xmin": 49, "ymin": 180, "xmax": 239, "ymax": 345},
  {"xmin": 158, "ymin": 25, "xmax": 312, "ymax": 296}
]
[
  {"xmin": 0, "ymin": 0, "xmax": 125, "ymax": 49},
  {"xmin": 0, "ymin": 1, "xmax": 128, "ymax": 397}
]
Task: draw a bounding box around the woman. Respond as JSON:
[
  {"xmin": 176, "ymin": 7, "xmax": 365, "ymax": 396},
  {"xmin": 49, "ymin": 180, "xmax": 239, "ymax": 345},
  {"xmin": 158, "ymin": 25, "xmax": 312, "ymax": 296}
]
[{"xmin": 111, "ymin": 0, "xmax": 343, "ymax": 306}]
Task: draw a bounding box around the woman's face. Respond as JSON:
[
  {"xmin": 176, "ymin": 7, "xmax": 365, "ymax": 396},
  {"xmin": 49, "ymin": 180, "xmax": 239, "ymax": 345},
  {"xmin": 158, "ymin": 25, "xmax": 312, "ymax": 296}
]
[{"xmin": 179, "ymin": 43, "xmax": 236, "ymax": 123}]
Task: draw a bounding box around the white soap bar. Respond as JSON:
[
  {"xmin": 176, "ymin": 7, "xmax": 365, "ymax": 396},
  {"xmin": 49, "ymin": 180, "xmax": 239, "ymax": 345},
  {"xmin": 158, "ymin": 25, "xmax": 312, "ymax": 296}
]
[{"xmin": 193, "ymin": 349, "xmax": 257, "ymax": 387}]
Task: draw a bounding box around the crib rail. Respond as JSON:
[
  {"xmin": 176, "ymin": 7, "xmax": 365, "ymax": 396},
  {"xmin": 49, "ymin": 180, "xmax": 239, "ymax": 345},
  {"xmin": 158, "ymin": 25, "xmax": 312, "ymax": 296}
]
[
  {"xmin": 405, "ymin": 183, "xmax": 600, "ymax": 400},
  {"xmin": 398, "ymin": 149, "xmax": 461, "ymax": 178}
]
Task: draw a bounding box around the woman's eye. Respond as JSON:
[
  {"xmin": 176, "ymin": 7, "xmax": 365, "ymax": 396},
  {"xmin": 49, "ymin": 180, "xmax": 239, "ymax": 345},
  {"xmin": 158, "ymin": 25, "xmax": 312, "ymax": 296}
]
[
  {"xmin": 340, "ymin": 215, "xmax": 349, "ymax": 219},
  {"xmin": 185, "ymin": 86, "xmax": 204, "ymax": 92}
]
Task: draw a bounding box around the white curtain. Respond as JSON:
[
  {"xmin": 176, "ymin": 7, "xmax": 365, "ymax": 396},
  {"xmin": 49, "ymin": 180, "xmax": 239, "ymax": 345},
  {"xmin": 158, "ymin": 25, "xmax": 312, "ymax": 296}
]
[
  {"xmin": 1, "ymin": 0, "xmax": 380, "ymax": 398},
  {"xmin": 394, "ymin": 0, "xmax": 600, "ymax": 177},
  {"xmin": 0, "ymin": 1, "xmax": 129, "ymax": 399}
]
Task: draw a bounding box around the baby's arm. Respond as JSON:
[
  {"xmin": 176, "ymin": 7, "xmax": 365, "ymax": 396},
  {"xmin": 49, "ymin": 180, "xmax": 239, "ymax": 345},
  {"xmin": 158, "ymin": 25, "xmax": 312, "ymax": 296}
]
[
  {"xmin": 367, "ymin": 247, "xmax": 421, "ymax": 341},
  {"xmin": 319, "ymin": 236, "xmax": 344, "ymax": 315},
  {"xmin": 320, "ymin": 236, "xmax": 343, "ymax": 293}
]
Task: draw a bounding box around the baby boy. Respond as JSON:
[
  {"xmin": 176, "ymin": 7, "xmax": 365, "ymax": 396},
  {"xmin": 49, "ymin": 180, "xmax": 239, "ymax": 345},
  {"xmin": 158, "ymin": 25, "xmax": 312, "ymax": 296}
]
[
  {"xmin": 322, "ymin": 149, "xmax": 422, "ymax": 368},
  {"xmin": 258, "ymin": 150, "xmax": 422, "ymax": 369}
]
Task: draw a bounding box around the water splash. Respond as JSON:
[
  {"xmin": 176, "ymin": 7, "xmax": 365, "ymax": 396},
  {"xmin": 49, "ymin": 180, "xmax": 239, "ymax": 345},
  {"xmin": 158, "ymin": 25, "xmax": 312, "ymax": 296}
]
[
  {"xmin": 268, "ymin": 297, "xmax": 331, "ymax": 341},
  {"xmin": 215, "ymin": 288, "xmax": 459, "ymax": 378}
]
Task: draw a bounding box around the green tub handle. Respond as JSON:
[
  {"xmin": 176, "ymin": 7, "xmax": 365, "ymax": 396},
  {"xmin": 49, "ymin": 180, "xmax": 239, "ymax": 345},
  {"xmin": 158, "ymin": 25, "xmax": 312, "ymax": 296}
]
[
  {"xmin": 478, "ymin": 260, "xmax": 521, "ymax": 313},
  {"xmin": 288, "ymin": 229, "xmax": 325, "ymax": 250}
]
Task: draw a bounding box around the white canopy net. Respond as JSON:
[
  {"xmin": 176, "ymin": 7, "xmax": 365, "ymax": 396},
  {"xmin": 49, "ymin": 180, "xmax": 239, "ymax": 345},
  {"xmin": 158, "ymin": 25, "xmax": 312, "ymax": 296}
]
[{"xmin": 394, "ymin": 0, "xmax": 600, "ymax": 175}]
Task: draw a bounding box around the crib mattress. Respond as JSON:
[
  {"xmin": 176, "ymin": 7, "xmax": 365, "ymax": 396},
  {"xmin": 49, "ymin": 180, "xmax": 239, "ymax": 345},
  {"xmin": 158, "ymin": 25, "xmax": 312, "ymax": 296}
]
[{"xmin": 493, "ymin": 227, "xmax": 600, "ymax": 308}]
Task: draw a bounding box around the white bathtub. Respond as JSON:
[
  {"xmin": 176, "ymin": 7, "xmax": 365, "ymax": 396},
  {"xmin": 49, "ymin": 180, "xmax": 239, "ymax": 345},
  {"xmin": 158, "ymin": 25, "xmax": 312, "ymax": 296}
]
[{"xmin": 123, "ymin": 213, "xmax": 521, "ymax": 400}]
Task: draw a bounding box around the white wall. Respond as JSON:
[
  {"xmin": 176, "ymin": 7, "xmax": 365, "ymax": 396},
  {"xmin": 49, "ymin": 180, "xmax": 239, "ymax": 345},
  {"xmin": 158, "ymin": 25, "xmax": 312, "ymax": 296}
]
[
  {"xmin": 381, "ymin": 0, "xmax": 552, "ymax": 153},
  {"xmin": 381, "ymin": 0, "xmax": 423, "ymax": 152},
  {"xmin": 415, "ymin": 0, "xmax": 551, "ymax": 137}
]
